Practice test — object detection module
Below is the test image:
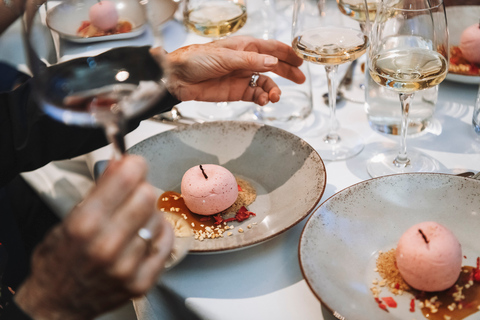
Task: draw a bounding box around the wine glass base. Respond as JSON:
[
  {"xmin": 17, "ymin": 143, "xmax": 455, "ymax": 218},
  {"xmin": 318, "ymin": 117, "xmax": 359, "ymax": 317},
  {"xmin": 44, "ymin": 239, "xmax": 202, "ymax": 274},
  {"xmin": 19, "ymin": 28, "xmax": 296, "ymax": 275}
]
[
  {"xmin": 367, "ymin": 149, "xmax": 440, "ymax": 178},
  {"xmin": 316, "ymin": 128, "xmax": 364, "ymax": 161},
  {"xmin": 197, "ymin": 101, "xmax": 250, "ymax": 120}
]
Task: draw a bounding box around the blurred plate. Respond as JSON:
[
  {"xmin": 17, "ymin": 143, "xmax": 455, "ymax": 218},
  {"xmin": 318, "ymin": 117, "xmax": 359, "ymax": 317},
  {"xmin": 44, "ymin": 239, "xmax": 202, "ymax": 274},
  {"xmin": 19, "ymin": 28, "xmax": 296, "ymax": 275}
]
[
  {"xmin": 445, "ymin": 5, "xmax": 480, "ymax": 84},
  {"xmin": 128, "ymin": 121, "xmax": 326, "ymax": 253},
  {"xmin": 299, "ymin": 173, "xmax": 480, "ymax": 319},
  {"xmin": 46, "ymin": 0, "xmax": 148, "ymax": 43}
]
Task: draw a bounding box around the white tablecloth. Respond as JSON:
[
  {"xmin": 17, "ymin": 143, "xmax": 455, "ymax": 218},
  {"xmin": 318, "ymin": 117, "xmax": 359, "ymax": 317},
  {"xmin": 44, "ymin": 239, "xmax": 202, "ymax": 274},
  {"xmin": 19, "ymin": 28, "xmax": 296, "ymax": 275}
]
[{"xmin": 3, "ymin": 2, "xmax": 480, "ymax": 320}]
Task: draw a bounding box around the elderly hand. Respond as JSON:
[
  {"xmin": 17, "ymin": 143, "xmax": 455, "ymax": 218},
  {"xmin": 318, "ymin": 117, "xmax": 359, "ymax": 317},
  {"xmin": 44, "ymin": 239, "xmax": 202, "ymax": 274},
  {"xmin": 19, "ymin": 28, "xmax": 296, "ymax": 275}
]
[
  {"xmin": 14, "ymin": 156, "xmax": 174, "ymax": 320},
  {"xmin": 153, "ymin": 36, "xmax": 306, "ymax": 106}
]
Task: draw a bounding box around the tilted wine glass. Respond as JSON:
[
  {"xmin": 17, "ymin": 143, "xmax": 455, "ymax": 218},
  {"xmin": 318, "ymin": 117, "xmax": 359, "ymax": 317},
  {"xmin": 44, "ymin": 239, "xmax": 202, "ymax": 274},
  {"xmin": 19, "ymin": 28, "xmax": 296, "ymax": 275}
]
[
  {"xmin": 183, "ymin": 0, "xmax": 249, "ymax": 120},
  {"xmin": 292, "ymin": 0, "xmax": 370, "ymax": 160},
  {"xmin": 367, "ymin": 0, "xmax": 448, "ymax": 177},
  {"xmin": 22, "ymin": 0, "xmax": 192, "ymax": 266},
  {"xmin": 24, "ymin": 0, "xmax": 166, "ymax": 158}
]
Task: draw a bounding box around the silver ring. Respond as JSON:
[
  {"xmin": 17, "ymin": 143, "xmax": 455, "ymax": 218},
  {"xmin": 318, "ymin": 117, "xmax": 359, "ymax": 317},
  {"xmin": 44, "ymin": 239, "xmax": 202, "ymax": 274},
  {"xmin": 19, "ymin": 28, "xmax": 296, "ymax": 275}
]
[
  {"xmin": 138, "ymin": 228, "xmax": 154, "ymax": 252},
  {"xmin": 249, "ymin": 72, "xmax": 260, "ymax": 88}
]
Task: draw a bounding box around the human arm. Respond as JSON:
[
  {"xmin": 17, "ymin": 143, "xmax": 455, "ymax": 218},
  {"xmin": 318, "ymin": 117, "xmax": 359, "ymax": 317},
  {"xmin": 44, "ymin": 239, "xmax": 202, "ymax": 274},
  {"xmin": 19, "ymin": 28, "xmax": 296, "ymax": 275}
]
[
  {"xmin": 12, "ymin": 155, "xmax": 174, "ymax": 320},
  {"xmin": 154, "ymin": 36, "xmax": 306, "ymax": 106}
]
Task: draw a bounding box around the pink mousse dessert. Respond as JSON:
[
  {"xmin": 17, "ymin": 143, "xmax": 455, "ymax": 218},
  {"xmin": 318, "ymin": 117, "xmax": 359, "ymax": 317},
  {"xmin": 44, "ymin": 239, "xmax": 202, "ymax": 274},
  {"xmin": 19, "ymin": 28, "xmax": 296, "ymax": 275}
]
[
  {"xmin": 89, "ymin": 0, "xmax": 119, "ymax": 31},
  {"xmin": 460, "ymin": 23, "xmax": 480, "ymax": 64},
  {"xmin": 395, "ymin": 221, "xmax": 462, "ymax": 292},
  {"xmin": 181, "ymin": 164, "xmax": 238, "ymax": 216}
]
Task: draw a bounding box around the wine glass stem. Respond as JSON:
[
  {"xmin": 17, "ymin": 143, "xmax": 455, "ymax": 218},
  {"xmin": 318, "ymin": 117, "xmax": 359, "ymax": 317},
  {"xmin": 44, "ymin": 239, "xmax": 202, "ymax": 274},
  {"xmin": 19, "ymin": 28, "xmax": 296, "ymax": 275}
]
[
  {"xmin": 104, "ymin": 114, "xmax": 126, "ymax": 161},
  {"xmin": 324, "ymin": 64, "xmax": 340, "ymax": 144},
  {"xmin": 395, "ymin": 92, "xmax": 414, "ymax": 167}
]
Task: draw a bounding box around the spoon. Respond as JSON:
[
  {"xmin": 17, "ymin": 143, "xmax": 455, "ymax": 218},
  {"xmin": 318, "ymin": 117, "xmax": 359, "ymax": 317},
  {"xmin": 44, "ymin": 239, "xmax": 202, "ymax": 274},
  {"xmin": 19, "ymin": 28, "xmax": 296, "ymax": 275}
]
[
  {"xmin": 150, "ymin": 106, "xmax": 204, "ymax": 125},
  {"xmin": 322, "ymin": 59, "xmax": 358, "ymax": 105}
]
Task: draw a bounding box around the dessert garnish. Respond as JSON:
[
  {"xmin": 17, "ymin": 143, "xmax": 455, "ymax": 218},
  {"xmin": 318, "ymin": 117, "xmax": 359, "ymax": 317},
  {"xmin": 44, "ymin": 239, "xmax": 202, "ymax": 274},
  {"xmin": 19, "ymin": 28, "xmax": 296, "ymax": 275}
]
[
  {"xmin": 199, "ymin": 165, "xmax": 208, "ymax": 179},
  {"xmin": 418, "ymin": 229, "xmax": 429, "ymax": 244}
]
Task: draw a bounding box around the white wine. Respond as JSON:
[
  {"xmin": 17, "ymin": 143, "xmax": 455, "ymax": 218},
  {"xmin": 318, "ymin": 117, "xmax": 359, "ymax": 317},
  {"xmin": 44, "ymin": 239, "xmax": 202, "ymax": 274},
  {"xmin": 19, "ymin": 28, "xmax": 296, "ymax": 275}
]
[
  {"xmin": 184, "ymin": 1, "xmax": 247, "ymax": 38},
  {"xmin": 292, "ymin": 27, "xmax": 368, "ymax": 65},
  {"xmin": 370, "ymin": 48, "xmax": 448, "ymax": 93},
  {"xmin": 337, "ymin": 0, "xmax": 376, "ymax": 23}
]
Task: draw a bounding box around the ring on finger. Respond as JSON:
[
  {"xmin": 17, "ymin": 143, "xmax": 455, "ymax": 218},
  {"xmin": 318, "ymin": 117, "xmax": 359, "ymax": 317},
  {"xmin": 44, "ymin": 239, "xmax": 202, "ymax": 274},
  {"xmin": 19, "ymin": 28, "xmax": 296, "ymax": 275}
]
[
  {"xmin": 249, "ymin": 72, "xmax": 260, "ymax": 88},
  {"xmin": 138, "ymin": 228, "xmax": 157, "ymax": 254}
]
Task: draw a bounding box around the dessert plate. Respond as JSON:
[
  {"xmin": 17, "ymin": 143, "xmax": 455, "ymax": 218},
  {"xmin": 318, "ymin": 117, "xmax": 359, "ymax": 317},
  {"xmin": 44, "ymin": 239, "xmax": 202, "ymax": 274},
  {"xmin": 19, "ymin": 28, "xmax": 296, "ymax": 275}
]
[
  {"xmin": 445, "ymin": 6, "xmax": 480, "ymax": 84},
  {"xmin": 299, "ymin": 173, "xmax": 480, "ymax": 319},
  {"xmin": 45, "ymin": 0, "xmax": 150, "ymax": 43},
  {"xmin": 128, "ymin": 121, "xmax": 326, "ymax": 253}
]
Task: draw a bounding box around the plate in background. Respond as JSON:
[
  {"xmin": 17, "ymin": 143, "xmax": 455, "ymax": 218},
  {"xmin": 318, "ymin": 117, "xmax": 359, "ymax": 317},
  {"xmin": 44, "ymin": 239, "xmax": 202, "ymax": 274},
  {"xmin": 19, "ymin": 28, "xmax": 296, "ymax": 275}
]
[
  {"xmin": 46, "ymin": 0, "xmax": 148, "ymax": 43},
  {"xmin": 445, "ymin": 5, "xmax": 480, "ymax": 84}
]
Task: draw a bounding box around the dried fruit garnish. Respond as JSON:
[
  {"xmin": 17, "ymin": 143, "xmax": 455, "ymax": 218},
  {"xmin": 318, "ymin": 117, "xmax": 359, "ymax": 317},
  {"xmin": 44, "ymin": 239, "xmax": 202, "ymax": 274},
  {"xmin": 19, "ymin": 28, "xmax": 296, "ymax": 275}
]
[
  {"xmin": 409, "ymin": 298, "xmax": 415, "ymax": 312},
  {"xmin": 214, "ymin": 206, "xmax": 256, "ymax": 225},
  {"xmin": 374, "ymin": 298, "xmax": 389, "ymax": 312},
  {"xmin": 381, "ymin": 297, "xmax": 397, "ymax": 308},
  {"xmin": 474, "ymin": 257, "xmax": 480, "ymax": 282}
]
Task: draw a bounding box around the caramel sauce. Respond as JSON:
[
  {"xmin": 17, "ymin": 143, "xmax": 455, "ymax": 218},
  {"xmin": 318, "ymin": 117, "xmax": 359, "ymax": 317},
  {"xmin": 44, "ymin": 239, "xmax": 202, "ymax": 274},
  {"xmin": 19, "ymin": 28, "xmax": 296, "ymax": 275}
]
[
  {"xmin": 157, "ymin": 191, "xmax": 218, "ymax": 232},
  {"xmin": 419, "ymin": 266, "xmax": 480, "ymax": 320}
]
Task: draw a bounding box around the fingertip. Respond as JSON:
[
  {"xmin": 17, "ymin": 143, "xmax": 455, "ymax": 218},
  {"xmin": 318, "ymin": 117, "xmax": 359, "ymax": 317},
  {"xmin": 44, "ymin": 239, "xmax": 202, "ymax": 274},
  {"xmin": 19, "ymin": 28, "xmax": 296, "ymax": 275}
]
[
  {"xmin": 269, "ymin": 90, "xmax": 281, "ymax": 103},
  {"xmin": 264, "ymin": 56, "xmax": 278, "ymax": 67}
]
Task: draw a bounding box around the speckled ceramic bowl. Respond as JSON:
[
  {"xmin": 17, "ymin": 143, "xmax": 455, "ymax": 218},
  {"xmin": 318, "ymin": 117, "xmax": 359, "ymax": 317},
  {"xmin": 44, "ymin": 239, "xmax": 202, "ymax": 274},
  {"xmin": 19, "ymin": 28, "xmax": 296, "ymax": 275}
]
[
  {"xmin": 128, "ymin": 121, "xmax": 326, "ymax": 253},
  {"xmin": 299, "ymin": 173, "xmax": 480, "ymax": 319}
]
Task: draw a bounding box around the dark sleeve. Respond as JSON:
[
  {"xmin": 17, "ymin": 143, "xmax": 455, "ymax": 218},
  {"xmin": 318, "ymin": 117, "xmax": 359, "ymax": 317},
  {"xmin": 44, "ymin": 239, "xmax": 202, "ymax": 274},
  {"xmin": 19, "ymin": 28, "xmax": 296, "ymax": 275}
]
[
  {"xmin": 0, "ymin": 78, "xmax": 180, "ymax": 187},
  {"xmin": 1, "ymin": 300, "xmax": 33, "ymax": 320}
]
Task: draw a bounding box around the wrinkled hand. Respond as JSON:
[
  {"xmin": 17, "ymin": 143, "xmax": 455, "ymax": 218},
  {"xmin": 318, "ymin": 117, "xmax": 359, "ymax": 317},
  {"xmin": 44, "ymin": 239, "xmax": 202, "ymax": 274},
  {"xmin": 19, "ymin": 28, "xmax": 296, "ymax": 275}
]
[
  {"xmin": 14, "ymin": 156, "xmax": 174, "ymax": 320},
  {"xmin": 153, "ymin": 36, "xmax": 305, "ymax": 106}
]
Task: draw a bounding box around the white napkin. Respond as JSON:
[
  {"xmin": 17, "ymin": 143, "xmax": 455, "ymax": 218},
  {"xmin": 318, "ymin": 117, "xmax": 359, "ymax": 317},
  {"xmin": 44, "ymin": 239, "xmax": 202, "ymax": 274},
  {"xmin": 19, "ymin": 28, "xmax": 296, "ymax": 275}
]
[
  {"xmin": 185, "ymin": 281, "xmax": 323, "ymax": 320},
  {"xmin": 21, "ymin": 156, "xmax": 94, "ymax": 218},
  {"xmin": 133, "ymin": 280, "xmax": 323, "ymax": 320},
  {"xmin": 85, "ymin": 120, "xmax": 174, "ymax": 180}
]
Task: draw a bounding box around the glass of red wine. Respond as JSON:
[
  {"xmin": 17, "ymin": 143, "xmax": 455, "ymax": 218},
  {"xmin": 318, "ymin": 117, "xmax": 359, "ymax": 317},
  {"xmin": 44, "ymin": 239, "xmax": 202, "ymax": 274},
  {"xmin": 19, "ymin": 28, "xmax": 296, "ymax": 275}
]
[{"xmin": 22, "ymin": 0, "xmax": 166, "ymax": 158}]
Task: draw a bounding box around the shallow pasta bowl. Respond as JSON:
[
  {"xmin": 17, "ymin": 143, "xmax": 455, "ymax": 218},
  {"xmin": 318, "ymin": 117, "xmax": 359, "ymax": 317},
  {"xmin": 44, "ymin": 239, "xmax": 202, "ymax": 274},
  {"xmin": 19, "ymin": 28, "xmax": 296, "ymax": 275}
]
[
  {"xmin": 299, "ymin": 173, "xmax": 480, "ymax": 319},
  {"xmin": 46, "ymin": 0, "xmax": 148, "ymax": 43},
  {"xmin": 127, "ymin": 121, "xmax": 326, "ymax": 253}
]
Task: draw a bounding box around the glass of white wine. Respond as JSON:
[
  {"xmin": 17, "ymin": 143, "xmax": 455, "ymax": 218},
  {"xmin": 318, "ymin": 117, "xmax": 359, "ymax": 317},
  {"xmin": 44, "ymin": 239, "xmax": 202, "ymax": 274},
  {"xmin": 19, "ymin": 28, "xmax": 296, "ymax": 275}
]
[
  {"xmin": 183, "ymin": 0, "xmax": 249, "ymax": 120},
  {"xmin": 336, "ymin": 0, "xmax": 377, "ymax": 103},
  {"xmin": 292, "ymin": 0, "xmax": 370, "ymax": 160},
  {"xmin": 367, "ymin": 0, "xmax": 448, "ymax": 177}
]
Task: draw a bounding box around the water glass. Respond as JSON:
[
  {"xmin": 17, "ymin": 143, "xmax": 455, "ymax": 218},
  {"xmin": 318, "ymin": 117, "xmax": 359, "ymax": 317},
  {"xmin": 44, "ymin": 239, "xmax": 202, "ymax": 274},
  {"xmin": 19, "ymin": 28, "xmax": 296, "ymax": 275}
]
[
  {"xmin": 253, "ymin": 62, "xmax": 313, "ymax": 122},
  {"xmin": 365, "ymin": 70, "xmax": 439, "ymax": 135},
  {"xmin": 474, "ymin": 83, "xmax": 480, "ymax": 136}
]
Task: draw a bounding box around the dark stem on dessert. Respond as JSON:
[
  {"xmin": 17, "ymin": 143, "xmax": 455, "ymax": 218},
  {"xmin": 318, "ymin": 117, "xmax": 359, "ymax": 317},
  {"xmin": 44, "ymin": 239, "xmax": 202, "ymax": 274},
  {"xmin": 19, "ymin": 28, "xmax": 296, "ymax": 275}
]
[
  {"xmin": 418, "ymin": 229, "xmax": 429, "ymax": 244},
  {"xmin": 199, "ymin": 165, "xmax": 208, "ymax": 180}
]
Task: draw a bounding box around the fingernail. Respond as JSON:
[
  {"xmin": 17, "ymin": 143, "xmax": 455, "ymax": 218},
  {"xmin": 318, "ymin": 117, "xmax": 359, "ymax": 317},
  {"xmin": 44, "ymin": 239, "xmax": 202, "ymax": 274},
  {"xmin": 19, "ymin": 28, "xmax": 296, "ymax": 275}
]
[{"xmin": 264, "ymin": 56, "xmax": 278, "ymax": 67}]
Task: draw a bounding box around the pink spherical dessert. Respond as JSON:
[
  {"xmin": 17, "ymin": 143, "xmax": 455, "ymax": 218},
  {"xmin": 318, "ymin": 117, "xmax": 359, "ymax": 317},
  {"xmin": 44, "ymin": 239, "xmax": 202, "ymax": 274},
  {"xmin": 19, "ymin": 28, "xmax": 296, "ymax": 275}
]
[
  {"xmin": 460, "ymin": 23, "xmax": 480, "ymax": 64},
  {"xmin": 181, "ymin": 164, "xmax": 238, "ymax": 216},
  {"xmin": 89, "ymin": 1, "xmax": 119, "ymax": 31},
  {"xmin": 396, "ymin": 221, "xmax": 462, "ymax": 292}
]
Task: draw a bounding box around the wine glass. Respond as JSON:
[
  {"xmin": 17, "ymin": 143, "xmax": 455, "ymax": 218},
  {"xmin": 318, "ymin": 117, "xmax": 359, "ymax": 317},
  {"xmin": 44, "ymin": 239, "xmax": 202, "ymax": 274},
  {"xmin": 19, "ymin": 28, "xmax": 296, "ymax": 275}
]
[
  {"xmin": 23, "ymin": 0, "xmax": 166, "ymax": 158},
  {"xmin": 367, "ymin": 0, "xmax": 448, "ymax": 177},
  {"xmin": 183, "ymin": 0, "xmax": 249, "ymax": 120},
  {"xmin": 336, "ymin": 0, "xmax": 378, "ymax": 103},
  {"xmin": 22, "ymin": 0, "xmax": 192, "ymax": 265},
  {"xmin": 292, "ymin": 0, "xmax": 371, "ymax": 160}
]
